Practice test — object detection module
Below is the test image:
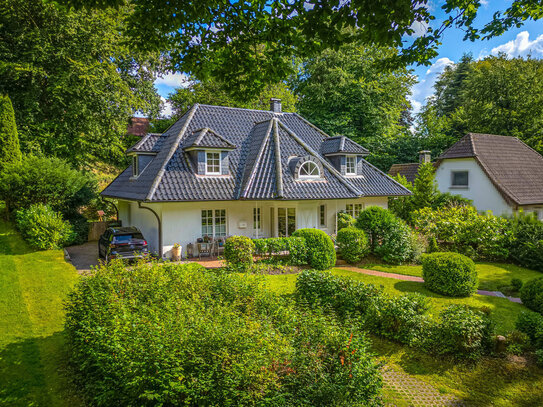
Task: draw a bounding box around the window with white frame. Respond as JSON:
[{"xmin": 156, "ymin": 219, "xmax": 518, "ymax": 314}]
[
  {"xmin": 298, "ymin": 161, "xmax": 320, "ymax": 179},
  {"xmin": 319, "ymin": 204, "xmax": 326, "ymax": 227},
  {"xmin": 201, "ymin": 209, "xmax": 226, "ymax": 237},
  {"xmin": 346, "ymin": 203, "xmax": 363, "ymax": 218},
  {"xmin": 253, "ymin": 207, "xmax": 261, "ymax": 230},
  {"xmin": 205, "ymin": 151, "xmax": 221, "ymax": 175},
  {"xmin": 345, "ymin": 155, "xmax": 356, "ymax": 175}
]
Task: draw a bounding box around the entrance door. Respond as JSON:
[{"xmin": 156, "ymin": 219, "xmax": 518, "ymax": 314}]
[{"xmin": 277, "ymin": 207, "xmax": 296, "ymax": 237}]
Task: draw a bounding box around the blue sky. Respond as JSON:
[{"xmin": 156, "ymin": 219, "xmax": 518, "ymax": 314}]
[{"xmin": 154, "ymin": 1, "xmax": 543, "ymax": 116}]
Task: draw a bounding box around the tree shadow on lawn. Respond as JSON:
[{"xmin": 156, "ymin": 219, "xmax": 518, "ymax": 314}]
[
  {"xmin": 0, "ymin": 332, "xmax": 84, "ymax": 407},
  {"xmin": 0, "ymin": 222, "xmax": 33, "ymax": 256}
]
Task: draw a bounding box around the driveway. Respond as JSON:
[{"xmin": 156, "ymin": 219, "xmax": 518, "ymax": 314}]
[{"xmin": 65, "ymin": 241, "xmax": 100, "ymax": 274}]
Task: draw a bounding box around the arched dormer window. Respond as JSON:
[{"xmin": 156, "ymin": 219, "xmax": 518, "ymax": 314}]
[{"xmin": 298, "ymin": 161, "xmax": 320, "ymax": 179}]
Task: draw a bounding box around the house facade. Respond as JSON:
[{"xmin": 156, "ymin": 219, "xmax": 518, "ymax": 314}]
[{"xmin": 103, "ymin": 100, "xmax": 410, "ymax": 258}]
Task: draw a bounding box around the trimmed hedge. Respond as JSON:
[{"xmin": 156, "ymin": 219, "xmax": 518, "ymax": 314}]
[
  {"xmin": 224, "ymin": 235, "xmax": 255, "ymax": 271},
  {"xmin": 422, "ymin": 252, "xmax": 478, "ymax": 297},
  {"xmin": 336, "ymin": 227, "xmax": 369, "ymax": 264},
  {"xmin": 296, "ymin": 270, "xmax": 493, "ymax": 360},
  {"xmin": 65, "ymin": 261, "xmax": 383, "ymax": 406},
  {"xmin": 520, "ymin": 277, "xmax": 543, "ymax": 315},
  {"xmin": 253, "ymin": 236, "xmax": 307, "ymax": 265},
  {"xmin": 292, "ymin": 228, "xmax": 336, "ymax": 270}
]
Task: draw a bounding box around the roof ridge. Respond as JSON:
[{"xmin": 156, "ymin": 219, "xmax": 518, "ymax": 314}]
[
  {"xmin": 468, "ymin": 133, "xmax": 478, "ymax": 156},
  {"xmin": 273, "ymin": 119, "xmax": 284, "ymax": 198},
  {"xmin": 194, "ymin": 127, "xmax": 208, "ymax": 145},
  {"xmin": 340, "ymin": 136, "xmax": 346, "ymax": 151},
  {"xmin": 145, "ymin": 104, "xmax": 199, "ymax": 201},
  {"xmin": 197, "ymin": 103, "xmax": 297, "ymax": 115},
  {"xmin": 277, "ymin": 120, "xmax": 362, "ymax": 196},
  {"xmin": 239, "ymin": 120, "xmax": 274, "ymax": 199}
]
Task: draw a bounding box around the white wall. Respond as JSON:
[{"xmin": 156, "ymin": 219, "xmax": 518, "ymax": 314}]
[
  {"xmin": 435, "ymin": 158, "xmax": 512, "ymax": 216},
  {"xmin": 120, "ymin": 197, "xmax": 388, "ymax": 259}
]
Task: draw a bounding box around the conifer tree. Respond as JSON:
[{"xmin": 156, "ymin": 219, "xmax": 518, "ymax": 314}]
[{"xmin": 0, "ymin": 94, "xmax": 22, "ymax": 172}]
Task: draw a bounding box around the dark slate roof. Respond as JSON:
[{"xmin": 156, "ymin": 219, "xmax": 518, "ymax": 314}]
[
  {"xmin": 437, "ymin": 133, "xmax": 543, "ymax": 206},
  {"xmin": 320, "ymin": 136, "xmax": 369, "ymax": 156},
  {"xmin": 102, "ymin": 104, "xmax": 410, "ymax": 202},
  {"xmin": 127, "ymin": 133, "xmax": 167, "ymax": 154},
  {"xmin": 181, "ymin": 127, "xmax": 236, "ymax": 150}
]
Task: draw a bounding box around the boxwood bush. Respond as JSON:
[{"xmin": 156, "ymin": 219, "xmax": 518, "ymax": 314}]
[
  {"xmin": 224, "ymin": 235, "xmax": 255, "ymax": 271},
  {"xmin": 65, "ymin": 261, "xmax": 383, "ymax": 406},
  {"xmin": 422, "ymin": 252, "xmax": 478, "ymax": 297},
  {"xmin": 336, "ymin": 227, "xmax": 369, "ymax": 264},
  {"xmin": 292, "ymin": 228, "xmax": 336, "ymax": 270},
  {"xmin": 520, "ymin": 277, "xmax": 543, "ymax": 315},
  {"xmin": 15, "ymin": 204, "xmax": 74, "ymax": 249},
  {"xmin": 253, "ymin": 236, "xmax": 307, "ymax": 265},
  {"xmin": 355, "ymin": 206, "xmax": 398, "ymax": 250}
]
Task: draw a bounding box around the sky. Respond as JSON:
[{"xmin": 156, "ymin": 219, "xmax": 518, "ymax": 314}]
[{"xmin": 153, "ymin": 1, "xmax": 543, "ymax": 117}]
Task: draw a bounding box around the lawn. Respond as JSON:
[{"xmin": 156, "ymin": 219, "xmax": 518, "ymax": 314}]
[
  {"xmin": 364, "ymin": 262, "xmax": 542, "ymax": 293},
  {"xmin": 263, "ymin": 268, "xmax": 526, "ymax": 334},
  {"xmin": 0, "ymin": 219, "xmax": 82, "ymax": 406}
]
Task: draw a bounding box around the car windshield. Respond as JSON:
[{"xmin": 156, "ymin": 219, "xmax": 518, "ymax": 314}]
[{"xmin": 113, "ymin": 233, "xmax": 143, "ymax": 243}]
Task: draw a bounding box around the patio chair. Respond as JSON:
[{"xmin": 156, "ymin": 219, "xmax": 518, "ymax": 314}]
[{"xmin": 197, "ymin": 242, "xmax": 212, "ymax": 259}]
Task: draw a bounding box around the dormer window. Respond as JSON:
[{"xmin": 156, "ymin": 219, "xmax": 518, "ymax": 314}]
[
  {"xmin": 132, "ymin": 155, "xmax": 139, "ymax": 177},
  {"xmin": 298, "ymin": 161, "xmax": 320, "ymax": 180},
  {"xmin": 205, "ymin": 151, "xmax": 221, "ymax": 175},
  {"xmin": 345, "ymin": 155, "xmax": 356, "ymax": 175}
]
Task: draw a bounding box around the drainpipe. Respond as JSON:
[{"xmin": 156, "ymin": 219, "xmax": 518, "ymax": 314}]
[{"xmin": 138, "ymin": 201, "xmax": 163, "ymax": 258}]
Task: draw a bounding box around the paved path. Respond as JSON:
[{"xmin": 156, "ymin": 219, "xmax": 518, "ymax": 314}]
[{"xmin": 337, "ymin": 266, "xmax": 522, "ymax": 304}]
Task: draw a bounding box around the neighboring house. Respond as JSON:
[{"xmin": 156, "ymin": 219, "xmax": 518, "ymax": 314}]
[
  {"xmin": 388, "ymin": 151, "xmax": 434, "ymax": 184},
  {"xmin": 102, "ymin": 99, "xmax": 410, "ymax": 258},
  {"xmin": 127, "ymin": 117, "xmax": 150, "ymax": 137},
  {"xmin": 389, "ymin": 133, "xmax": 543, "ymax": 219}
]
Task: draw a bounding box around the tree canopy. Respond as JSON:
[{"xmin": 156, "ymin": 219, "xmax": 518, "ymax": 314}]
[
  {"xmin": 0, "ymin": 0, "xmax": 165, "ymax": 166},
  {"xmin": 56, "ymin": 0, "xmax": 542, "ymax": 95}
]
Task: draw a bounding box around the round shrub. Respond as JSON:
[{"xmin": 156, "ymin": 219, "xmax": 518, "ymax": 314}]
[
  {"xmin": 286, "ymin": 236, "xmax": 307, "ymax": 266},
  {"xmin": 355, "ymin": 206, "xmax": 398, "ymax": 250},
  {"xmin": 520, "ymin": 277, "xmax": 543, "ymax": 315},
  {"xmin": 374, "ymin": 220, "xmax": 418, "ymax": 264},
  {"xmin": 15, "ymin": 204, "xmax": 74, "ymax": 250},
  {"xmin": 422, "ymin": 252, "xmax": 478, "ymax": 297},
  {"xmin": 292, "ymin": 228, "xmax": 336, "ymax": 270},
  {"xmin": 336, "ymin": 227, "xmax": 369, "ymax": 264},
  {"xmin": 224, "ymin": 235, "xmax": 255, "ymax": 271}
]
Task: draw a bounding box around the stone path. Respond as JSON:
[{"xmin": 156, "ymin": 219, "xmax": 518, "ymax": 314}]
[{"xmin": 337, "ymin": 266, "xmax": 522, "ymax": 304}]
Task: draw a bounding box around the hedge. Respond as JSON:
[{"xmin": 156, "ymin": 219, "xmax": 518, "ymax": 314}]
[
  {"xmin": 253, "ymin": 236, "xmax": 307, "ymax": 265},
  {"xmin": 422, "ymin": 252, "xmax": 478, "ymax": 297},
  {"xmin": 520, "ymin": 277, "xmax": 543, "ymax": 315},
  {"xmin": 15, "ymin": 204, "xmax": 74, "ymax": 250},
  {"xmin": 292, "ymin": 228, "xmax": 336, "ymax": 270},
  {"xmin": 336, "ymin": 227, "xmax": 369, "ymax": 264},
  {"xmin": 224, "ymin": 236, "xmax": 255, "ymax": 271}
]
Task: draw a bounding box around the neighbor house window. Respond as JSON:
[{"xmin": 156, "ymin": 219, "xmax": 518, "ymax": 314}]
[
  {"xmin": 253, "ymin": 207, "xmax": 261, "ymax": 230},
  {"xmin": 451, "ymin": 171, "xmax": 469, "ymax": 187},
  {"xmin": 298, "ymin": 161, "xmax": 320, "ymax": 179},
  {"xmin": 201, "ymin": 209, "xmax": 226, "ymax": 237},
  {"xmin": 346, "ymin": 155, "xmax": 356, "ymax": 175},
  {"xmin": 205, "ymin": 151, "xmax": 221, "ymax": 175},
  {"xmin": 346, "ymin": 203, "xmax": 363, "ymax": 218},
  {"xmin": 319, "ymin": 204, "xmax": 326, "ymax": 227},
  {"xmin": 132, "ymin": 155, "xmax": 139, "ymax": 177}
]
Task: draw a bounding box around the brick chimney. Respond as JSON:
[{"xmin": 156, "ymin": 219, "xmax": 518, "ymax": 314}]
[
  {"xmin": 419, "ymin": 150, "xmax": 431, "ymax": 164},
  {"xmin": 270, "ymin": 98, "xmax": 282, "ymax": 113}
]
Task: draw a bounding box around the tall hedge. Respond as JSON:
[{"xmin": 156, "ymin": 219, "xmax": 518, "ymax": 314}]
[
  {"xmin": 0, "ymin": 94, "xmax": 22, "ymax": 172},
  {"xmin": 292, "ymin": 228, "xmax": 336, "ymax": 270}
]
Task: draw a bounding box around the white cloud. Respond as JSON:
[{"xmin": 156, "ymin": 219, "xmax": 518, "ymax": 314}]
[
  {"xmin": 410, "ymin": 20, "xmax": 429, "ymax": 37},
  {"xmin": 160, "ymin": 97, "xmax": 174, "ymax": 118},
  {"xmin": 410, "ymin": 57, "xmax": 454, "ymax": 114},
  {"xmin": 491, "ymin": 31, "xmax": 543, "ymax": 57},
  {"xmin": 155, "ymin": 72, "xmax": 189, "ymax": 88}
]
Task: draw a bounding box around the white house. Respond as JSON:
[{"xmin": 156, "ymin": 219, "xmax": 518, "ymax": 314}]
[
  {"xmin": 102, "ymin": 99, "xmax": 411, "ymax": 258},
  {"xmin": 390, "ymin": 133, "xmax": 543, "ymax": 219}
]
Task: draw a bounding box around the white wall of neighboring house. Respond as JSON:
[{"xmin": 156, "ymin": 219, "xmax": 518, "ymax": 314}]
[
  {"xmin": 117, "ymin": 197, "xmax": 387, "ymax": 258},
  {"xmin": 435, "ymin": 158, "xmax": 512, "ymax": 216}
]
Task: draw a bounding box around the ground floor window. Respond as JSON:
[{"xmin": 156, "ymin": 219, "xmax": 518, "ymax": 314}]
[
  {"xmin": 319, "ymin": 204, "xmax": 326, "ymax": 227},
  {"xmin": 346, "ymin": 203, "xmax": 363, "ymax": 219},
  {"xmin": 278, "ymin": 207, "xmax": 296, "ymax": 237},
  {"xmin": 253, "ymin": 207, "xmax": 261, "ymax": 230},
  {"xmin": 201, "ymin": 209, "xmax": 226, "ymax": 237}
]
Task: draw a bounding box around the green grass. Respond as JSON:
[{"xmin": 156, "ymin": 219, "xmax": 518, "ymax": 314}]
[
  {"xmin": 263, "ymin": 268, "xmax": 527, "ymax": 334},
  {"xmin": 0, "ymin": 218, "xmax": 82, "ymax": 406},
  {"xmin": 365, "ymin": 262, "xmax": 542, "ymax": 293}
]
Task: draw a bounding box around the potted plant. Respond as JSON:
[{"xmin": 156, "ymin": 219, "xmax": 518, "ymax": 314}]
[{"xmin": 172, "ymin": 243, "xmax": 182, "ymax": 261}]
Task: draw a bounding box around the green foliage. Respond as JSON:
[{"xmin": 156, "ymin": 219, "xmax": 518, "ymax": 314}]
[
  {"xmin": 428, "ymin": 237, "xmax": 439, "ymax": 253},
  {"xmin": 520, "ymin": 278, "xmax": 543, "ymax": 315},
  {"xmin": 296, "ymin": 270, "xmax": 493, "ymax": 359},
  {"xmin": 292, "ymin": 228, "xmax": 336, "ymax": 270},
  {"xmin": 224, "ymin": 236, "xmax": 255, "ymax": 271},
  {"xmin": 516, "ymin": 311, "xmax": 543, "ymax": 347},
  {"xmin": 336, "ymin": 211, "xmax": 356, "ymax": 231},
  {"xmin": 422, "ymin": 252, "xmax": 478, "ymax": 297},
  {"xmin": 511, "ymin": 278, "xmax": 523, "ymax": 292},
  {"xmin": 413, "ymin": 206, "xmax": 511, "ymax": 261},
  {"xmin": 356, "ymin": 207, "xmax": 398, "ymax": 250},
  {"xmin": 0, "ymin": 94, "xmax": 21, "ymax": 172},
  {"xmin": 387, "ymin": 175, "xmax": 414, "ymax": 220},
  {"xmin": 253, "ymin": 236, "xmax": 307, "ymax": 266},
  {"xmin": 411, "ymin": 162, "xmax": 439, "ymax": 209},
  {"xmin": 65, "ymin": 261, "xmax": 383, "ymax": 406},
  {"xmin": 336, "ymin": 227, "xmax": 369, "ymax": 264},
  {"xmin": 0, "ymin": 0, "xmax": 163, "ymax": 165},
  {"xmin": 0, "ymin": 155, "xmax": 97, "ymax": 216},
  {"xmin": 15, "ymin": 204, "xmax": 73, "ymax": 249},
  {"xmin": 508, "ymin": 213, "xmax": 543, "ymax": 271}
]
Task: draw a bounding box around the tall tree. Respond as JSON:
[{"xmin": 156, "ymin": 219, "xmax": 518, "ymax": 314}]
[
  {"xmin": 0, "ymin": 0, "xmax": 165, "ymax": 166},
  {"xmin": 169, "ymin": 80, "xmax": 297, "ymax": 117},
  {"xmin": 291, "ymin": 43, "xmax": 415, "ymax": 169},
  {"xmin": 0, "ymin": 94, "xmax": 21, "ymax": 172},
  {"xmin": 58, "ymin": 0, "xmax": 542, "ymax": 95}
]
